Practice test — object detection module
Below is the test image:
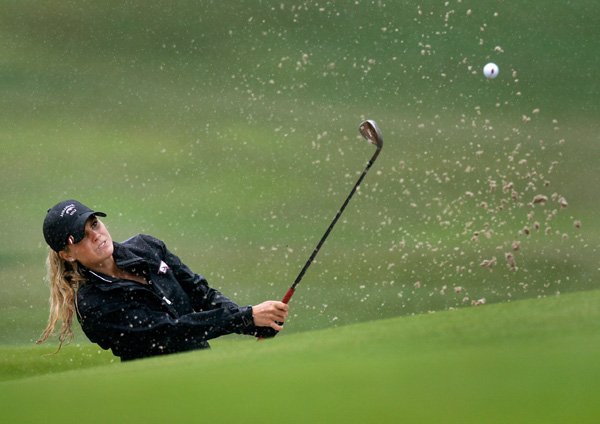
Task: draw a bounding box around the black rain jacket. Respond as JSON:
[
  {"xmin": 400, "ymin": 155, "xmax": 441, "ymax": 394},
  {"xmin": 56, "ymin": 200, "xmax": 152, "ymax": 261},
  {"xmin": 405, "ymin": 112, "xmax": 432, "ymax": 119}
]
[{"xmin": 76, "ymin": 234, "xmax": 274, "ymax": 361}]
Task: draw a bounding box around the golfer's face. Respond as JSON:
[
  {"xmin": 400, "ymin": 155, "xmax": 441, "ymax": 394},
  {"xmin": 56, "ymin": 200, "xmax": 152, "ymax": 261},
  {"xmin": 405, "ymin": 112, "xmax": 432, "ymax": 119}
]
[{"xmin": 65, "ymin": 217, "xmax": 113, "ymax": 268}]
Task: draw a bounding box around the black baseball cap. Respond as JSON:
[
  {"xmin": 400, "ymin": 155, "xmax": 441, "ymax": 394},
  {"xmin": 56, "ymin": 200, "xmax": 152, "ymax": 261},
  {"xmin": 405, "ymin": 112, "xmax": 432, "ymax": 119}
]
[{"xmin": 43, "ymin": 200, "xmax": 107, "ymax": 252}]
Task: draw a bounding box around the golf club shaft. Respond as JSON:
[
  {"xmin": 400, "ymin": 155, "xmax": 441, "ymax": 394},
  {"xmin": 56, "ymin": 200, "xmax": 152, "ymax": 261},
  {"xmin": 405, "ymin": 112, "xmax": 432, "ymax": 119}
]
[
  {"xmin": 258, "ymin": 120, "xmax": 382, "ymax": 340},
  {"xmin": 282, "ymin": 147, "xmax": 381, "ymax": 304}
]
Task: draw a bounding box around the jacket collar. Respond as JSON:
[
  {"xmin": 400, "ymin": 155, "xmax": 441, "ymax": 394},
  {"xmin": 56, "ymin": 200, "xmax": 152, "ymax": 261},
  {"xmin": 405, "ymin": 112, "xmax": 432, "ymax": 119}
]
[
  {"xmin": 112, "ymin": 241, "xmax": 147, "ymax": 270},
  {"xmin": 81, "ymin": 241, "xmax": 149, "ymax": 284}
]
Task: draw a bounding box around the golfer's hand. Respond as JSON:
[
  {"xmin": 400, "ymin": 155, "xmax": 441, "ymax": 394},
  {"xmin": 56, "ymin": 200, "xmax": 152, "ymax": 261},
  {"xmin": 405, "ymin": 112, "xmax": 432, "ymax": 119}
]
[{"xmin": 252, "ymin": 301, "xmax": 289, "ymax": 331}]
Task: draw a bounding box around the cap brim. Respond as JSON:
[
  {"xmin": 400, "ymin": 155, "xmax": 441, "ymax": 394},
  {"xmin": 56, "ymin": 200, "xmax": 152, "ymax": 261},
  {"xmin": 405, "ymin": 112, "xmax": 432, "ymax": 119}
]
[{"xmin": 70, "ymin": 211, "xmax": 107, "ymax": 243}]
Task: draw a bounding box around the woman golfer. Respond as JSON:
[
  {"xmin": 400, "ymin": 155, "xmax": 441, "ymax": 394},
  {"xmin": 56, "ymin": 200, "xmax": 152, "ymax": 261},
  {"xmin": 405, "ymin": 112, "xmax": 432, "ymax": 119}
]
[{"xmin": 37, "ymin": 199, "xmax": 288, "ymax": 361}]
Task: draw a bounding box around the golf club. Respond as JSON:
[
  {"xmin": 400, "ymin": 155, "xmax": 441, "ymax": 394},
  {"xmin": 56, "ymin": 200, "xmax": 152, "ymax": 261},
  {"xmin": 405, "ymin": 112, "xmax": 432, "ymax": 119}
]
[{"xmin": 280, "ymin": 119, "xmax": 384, "ymax": 305}]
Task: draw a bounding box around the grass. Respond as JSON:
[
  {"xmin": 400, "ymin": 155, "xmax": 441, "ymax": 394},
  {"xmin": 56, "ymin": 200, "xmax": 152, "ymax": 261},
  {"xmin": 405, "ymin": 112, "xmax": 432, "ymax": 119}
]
[
  {"xmin": 1, "ymin": 289, "xmax": 599, "ymax": 423},
  {"xmin": 0, "ymin": 343, "xmax": 115, "ymax": 382}
]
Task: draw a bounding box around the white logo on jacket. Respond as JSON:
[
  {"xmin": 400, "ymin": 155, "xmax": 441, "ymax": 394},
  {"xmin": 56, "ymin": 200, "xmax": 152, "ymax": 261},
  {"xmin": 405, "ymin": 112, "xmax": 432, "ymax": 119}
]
[{"xmin": 158, "ymin": 261, "xmax": 170, "ymax": 274}]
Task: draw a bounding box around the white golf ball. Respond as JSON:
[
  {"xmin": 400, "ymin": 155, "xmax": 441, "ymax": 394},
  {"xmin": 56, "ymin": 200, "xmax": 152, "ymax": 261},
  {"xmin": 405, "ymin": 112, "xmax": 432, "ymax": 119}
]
[{"xmin": 483, "ymin": 62, "xmax": 499, "ymax": 79}]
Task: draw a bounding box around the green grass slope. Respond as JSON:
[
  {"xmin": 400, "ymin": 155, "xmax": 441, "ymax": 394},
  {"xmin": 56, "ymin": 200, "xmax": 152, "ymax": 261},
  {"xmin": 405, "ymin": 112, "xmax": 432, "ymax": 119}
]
[
  {"xmin": 1, "ymin": 0, "xmax": 599, "ymax": 346},
  {"xmin": 2, "ymin": 289, "xmax": 599, "ymax": 423}
]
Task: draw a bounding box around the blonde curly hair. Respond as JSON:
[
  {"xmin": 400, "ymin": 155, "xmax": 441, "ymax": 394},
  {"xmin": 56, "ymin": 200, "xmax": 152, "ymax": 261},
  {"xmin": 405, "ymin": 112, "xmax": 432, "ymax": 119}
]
[{"xmin": 36, "ymin": 249, "xmax": 86, "ymax": 351}]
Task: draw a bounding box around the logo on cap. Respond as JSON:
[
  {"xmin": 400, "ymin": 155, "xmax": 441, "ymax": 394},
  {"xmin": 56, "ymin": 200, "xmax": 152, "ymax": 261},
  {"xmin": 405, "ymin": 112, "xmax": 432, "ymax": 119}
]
[{"xmin": 61, "ymin": 204, "xmax": 77, "ymax": 217}]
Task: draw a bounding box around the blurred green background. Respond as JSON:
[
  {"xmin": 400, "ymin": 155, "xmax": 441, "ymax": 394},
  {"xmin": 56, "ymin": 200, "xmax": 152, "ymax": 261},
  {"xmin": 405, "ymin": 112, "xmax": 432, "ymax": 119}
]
[{"xmin": 1, "ymin": 0, "xmax": 598, "ymax": 346}]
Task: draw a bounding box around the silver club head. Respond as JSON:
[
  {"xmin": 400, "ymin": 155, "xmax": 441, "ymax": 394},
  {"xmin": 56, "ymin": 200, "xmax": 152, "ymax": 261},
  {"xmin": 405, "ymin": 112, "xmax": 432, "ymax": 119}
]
[{"xmin": 359, "ymin": 120, "xmax": 383, "ymax": 150}]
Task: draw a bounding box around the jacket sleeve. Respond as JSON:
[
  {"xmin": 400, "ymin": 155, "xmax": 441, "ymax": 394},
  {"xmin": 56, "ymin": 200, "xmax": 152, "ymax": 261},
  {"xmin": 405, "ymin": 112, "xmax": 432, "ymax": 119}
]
[
  {"xmin": 77, "ymin": 287, "xmax": 257, "ymax": 359},
  {"xmin": 155, "ymin": 237, "xmax": 265, "ymax": 336},
  {"xmin": 129, "ymin": 235, "xmax": 276, "ymax": 339}
]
